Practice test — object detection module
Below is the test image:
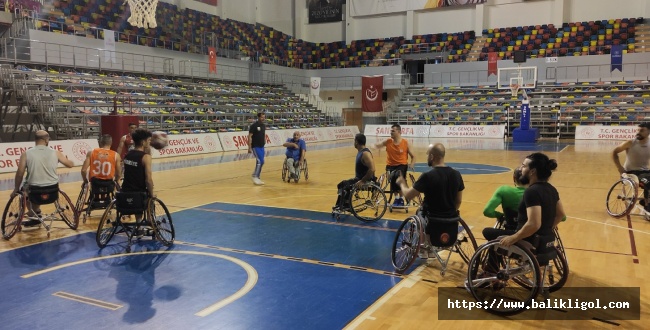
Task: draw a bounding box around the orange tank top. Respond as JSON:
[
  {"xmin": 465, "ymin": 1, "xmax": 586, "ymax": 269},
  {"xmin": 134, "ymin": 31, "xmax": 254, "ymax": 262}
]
[
  {"xmin": 89, "ymin": 148, "xmax": 117, "ymax": 180},
  {"xmin": 385, "ymin": 138, "xmax": 409, "ymax": 166}
]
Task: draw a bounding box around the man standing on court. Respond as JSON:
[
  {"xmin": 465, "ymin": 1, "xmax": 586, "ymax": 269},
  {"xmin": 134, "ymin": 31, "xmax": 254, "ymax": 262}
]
[
  {"xmin": 396, "ymin": 143, "xmax": 463, "ymax": 258},
  {"xmin": 374, "ymin": 124, "xmax": 415, "ymax": 207},
  {"xmin": 81, "ymin": 134, "xmax": 122, "ymax": 186},
  {"xmin": 13, "ymin": 130, "xmax": 74, "ymax": 226},
  {"xmin": 612, "ymin": 122, "xmax": 650, "ymax": 213},
  {"xmin": 116, "ymin": 122, "xmax": 138, "ymax": 159},
  {"xmin": 283, "ymin": 131, "xmax": 307, "ymax": 181},
  {"xmin": 248, "ymin": 112, "xmax": 266, "ymax": 185}
]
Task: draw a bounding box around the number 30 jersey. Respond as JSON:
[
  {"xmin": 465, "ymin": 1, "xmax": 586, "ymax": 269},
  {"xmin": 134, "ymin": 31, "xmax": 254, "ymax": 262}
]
[{"xmin": 89, "ymin": 148, "xmax": 118, "ymax": 180}]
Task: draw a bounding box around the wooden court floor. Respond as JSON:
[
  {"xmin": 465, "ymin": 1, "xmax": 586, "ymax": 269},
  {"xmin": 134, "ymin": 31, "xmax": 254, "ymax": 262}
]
[{"xmin": 0, "ymin": 137, "xmax": 648, "ymax": 329}]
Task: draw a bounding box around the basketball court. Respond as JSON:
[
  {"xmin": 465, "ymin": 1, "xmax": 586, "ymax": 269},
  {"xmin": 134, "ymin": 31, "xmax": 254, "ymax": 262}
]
[{"xmin": 0, "ymin": 137, "xmax": 647, "ymax": 329}]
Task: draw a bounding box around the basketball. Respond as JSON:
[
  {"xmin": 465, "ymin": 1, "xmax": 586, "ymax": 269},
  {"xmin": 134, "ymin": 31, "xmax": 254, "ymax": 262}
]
[{"xmin": 150, "ymin": 131, "xmax": 168, "ymax": 150}]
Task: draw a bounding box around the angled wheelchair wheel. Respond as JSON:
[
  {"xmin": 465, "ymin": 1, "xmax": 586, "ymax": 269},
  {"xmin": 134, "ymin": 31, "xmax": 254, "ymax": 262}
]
[
  {"xmin": 96, "ymin": 200, "xmax": 118, "ymax": 248},
  {"xmin": 391, "ymin": 215, "xmax": 422, "ymax": 273},
  {"xmin": 75, "ymin": 183, "xmax": 89, "ymax": 223},
  {"xmin": 546, "ymin": 247, "xmax": 569, "ymax": 293},
  {"xmin": 302, "ymin": 160, "xmax": 308, "ymax": 181},
  {"xmin": 554, "ymin": 227, "xmax": 567, "ymax": 265},
  {"xmin": 57, "ymin": 191, "xmax": 79, "ymax": 230},
  {"xmin": 455, "ymin": 218, "xmax": 478, "ymax": 264},
  {"xmin": 282, "ymin": 161, "xmax": 289, "ymax": 182},
  {"xmin": 408, "ymin": 173, "xmax": 422, "ymax": 206},
  {"xmin": 2, "ymin": 193, "xmax": 25, "ymax": 240},
  {"xmin": 606, "ymin": 178, "xmax": 637, "ymax": 218},
  {"xmin": 349, "ymin": 182, "xmax": 387, "ymax": 223},
  {"xmin": 466, "ymin": 241, "xmax": 541, "ymax": 315},
  {"xmin": 148, "ymin": 198, "xmax": 175, "ymax": 246}
]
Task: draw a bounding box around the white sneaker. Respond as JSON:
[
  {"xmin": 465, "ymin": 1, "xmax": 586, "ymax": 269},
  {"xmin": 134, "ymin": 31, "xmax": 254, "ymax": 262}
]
[{"xmin": 253, "ymin": 177, "xmax": 264, "ymax": 185}]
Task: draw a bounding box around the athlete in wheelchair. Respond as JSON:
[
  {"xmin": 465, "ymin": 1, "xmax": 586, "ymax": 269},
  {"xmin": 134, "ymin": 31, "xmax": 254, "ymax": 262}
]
[
  {"xmin": 374, "ymin": 124, "xmax": 416, "ymax": 212},
  {"xmin": 466, "ymin": 153, "xmax": 568, "ymax": 315},
  {"xmin": 282, "ymin": 131, "xmax": 308, "ymax": 183},
  {"xmin": 2, "ymin": 130, "xmax": 77, "ymax": 239},
  {"xmin": 332, "ymin": 133, "xmax": 387, "ymax": 222},
  {"xmin": 391, "ymin": 143, "xmax": 477, "ymax": 275},
  {"xmin": 76, "ymin": 134, "xmax": 122, "ymax": 223},
  {"xmin": 96, "ymin": 128, "xmax": 174, "ymax": 252},
  {"xmin": 609, "ymin": 123, "xmax": 650, "ymax": 219}
]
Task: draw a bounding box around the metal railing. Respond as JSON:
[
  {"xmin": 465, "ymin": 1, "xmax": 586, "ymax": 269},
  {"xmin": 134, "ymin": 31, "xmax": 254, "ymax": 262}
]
[{"xmin": 0, "ymin": 38, "xmax": 174, "ymax": 75}]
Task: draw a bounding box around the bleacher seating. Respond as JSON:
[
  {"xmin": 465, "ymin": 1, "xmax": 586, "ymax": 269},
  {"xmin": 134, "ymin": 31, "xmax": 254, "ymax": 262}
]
[
  {"xmin": 390, "ymin": 80, "xmax": 650, "ymax": 138},
  {"xmin": 0, "ymin": 65, "xmax": 337, "ymax": 140}
]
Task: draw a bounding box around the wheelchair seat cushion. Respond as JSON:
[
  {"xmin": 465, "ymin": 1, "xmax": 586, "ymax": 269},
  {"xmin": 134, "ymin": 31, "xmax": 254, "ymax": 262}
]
[
  {"xmin": 90, "ymin": 178, "xmax": 115, "ymax": 194},
  {"xmin": 115, "ymin": 191, "xmax": 148, "ymax": 215},
  {"xmin": 28, "ymin": 184, "xmax": 59, "ymax": 205},
  {"xmin": 426, "ymin": 216, "xmax": 460, "ymax": 247}
]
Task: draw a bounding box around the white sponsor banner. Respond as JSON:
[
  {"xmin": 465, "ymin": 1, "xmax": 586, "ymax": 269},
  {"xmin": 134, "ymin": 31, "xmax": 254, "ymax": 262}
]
[
  {"xmin": 218, "ymin": 129, "xmax": 286, "ymax": 151},
  {"xmin": 104, "ymin": 29, "xmax": 116, "ymax": 63},
  {"xmin": 364, "ymin": 124, "xmax": 430, "ymax": 138},
  {"xmin": 429, "ymin": 125, "xmax": 505, "ymax": 138},
  {"xmin": 310, "ymin": 77, "xmax": 321, "ymax": 96},
  {"xmin": 218, "ymin": 126, "xmax": 360, "ymax": 151},
  {"xmin": 351, "ymin": 0, "xmax": 456, "ymax": 17},
  {"xmin": 575, "ymin": 125, "xmax": 636, "ymax": 140},
  {"xmin": 0, "ymin": 139, "xmax": 98, "ymax": 173},
  {"xmin": 151, "ymin": 133, "xmax": 223, "ymax": 158}
]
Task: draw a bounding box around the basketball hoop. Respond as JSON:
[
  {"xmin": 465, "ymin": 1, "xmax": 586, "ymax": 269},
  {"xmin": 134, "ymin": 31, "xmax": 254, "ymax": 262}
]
[
  {"xmin": 510, "ymin": 84, "xmax": 519, "ymax": 97},
  {"xmin": 125, "ymin": 0, "xmax": 158, "ymax": 28}
]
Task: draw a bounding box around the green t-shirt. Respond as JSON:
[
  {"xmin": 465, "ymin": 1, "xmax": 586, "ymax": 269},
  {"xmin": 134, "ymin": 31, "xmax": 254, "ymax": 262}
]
[{"xmin": 483, "ymin": 185, "xmax": 526, "ymax": 219}]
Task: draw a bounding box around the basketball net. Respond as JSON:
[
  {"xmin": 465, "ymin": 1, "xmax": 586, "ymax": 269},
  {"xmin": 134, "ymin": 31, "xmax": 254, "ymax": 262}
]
[
  {"xmin": 510, "ymin": 84, "xmax": 519, "ymax": 98},
  {"xmin": 125, "ymin": 0, "xmax": 158, "ymax": 28}
]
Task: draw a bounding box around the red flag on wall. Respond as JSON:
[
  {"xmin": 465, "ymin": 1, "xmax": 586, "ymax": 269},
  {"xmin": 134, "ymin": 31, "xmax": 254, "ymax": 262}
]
[
  {"xmin": 362, "ymin": 76, "xmax": 383, "ymax": 112},
  {"xmin": 488, "ymin": 52, "xmax": 498, "ymax": 76},
  {"xmin": 208, "ymin": 47, "xmax": 217, "ymax": 73}
]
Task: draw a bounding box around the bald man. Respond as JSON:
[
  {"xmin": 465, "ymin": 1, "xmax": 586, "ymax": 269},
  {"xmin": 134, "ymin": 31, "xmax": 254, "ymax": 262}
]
[
  {"xmin": 13, "ymin": 130, "xmax": 74, "ymax": 225},
  {"xmin": 396, "ymin": 143, "xmax": 464, "ymax": 256},
  {"xmin": 282, "ymin": 131, "xmax": 307, "ymax": 180}
]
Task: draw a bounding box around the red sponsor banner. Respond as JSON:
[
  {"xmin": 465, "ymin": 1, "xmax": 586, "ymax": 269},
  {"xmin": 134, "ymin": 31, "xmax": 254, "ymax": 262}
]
[
  {"xmin": 362, "ymin": 76, "xmax": 383, "ymax": 112},
  {"xmin": 208, "ymin": 47, "xmax": 217, "ymax": 74},
  {"xmin": 488, "ymin": 52, "xmax": 498, "ymax": 76}
]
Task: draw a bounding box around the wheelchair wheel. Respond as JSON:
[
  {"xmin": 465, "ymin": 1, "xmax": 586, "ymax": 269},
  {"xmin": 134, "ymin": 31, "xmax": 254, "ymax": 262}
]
[
  {"xmin": 2, "ymin": 193, "xmax": 25, "ymax": 240},
  {"xmin": 301, "ymin": 160, "xmax": 308, "ymax": 181},
  {"xmin": 408, "ymin": 173, "xmax": 422, "ymax": 206},
  {"xmin": 281, "ymin": 161, "xmax": 288, "ymax": 182},
  {"xmin": 96, "ymin": 200, "xmax": 118, "ymax": 248},
  {"xmin": 148, "ymin": 198, "xmax": 175, "ymax": 246},
  {"xmin": 349, "ymin": 182, "xmax": 387, "ymax": 223},
  {"xmin": 554, "ymin": 227, "xmax": 567, "ymax": 265},
  {"xmin": 455, "ymin": 218, "xmax": 478, "ymax": 264},
  {"xmin": 606, "ymin": 178, "xmax": 637, "ymax": 218},
  {"xmin": 466, "ymin": 241, "xmax": 541, "ymax": 315},
  {"xmin": 75, "ymin": 183, "xmax": 89, "ymax": 223},
  {"xmin": 391, "ymin": 215, "xmax": 422, "ymax": 273},
  {"xmin": 56, "ymin": 191, "xmax": 78, "ymax": 230},
  {"xmin": 546, "ymin": 247, "xmax": 569, "ymax": 293}
]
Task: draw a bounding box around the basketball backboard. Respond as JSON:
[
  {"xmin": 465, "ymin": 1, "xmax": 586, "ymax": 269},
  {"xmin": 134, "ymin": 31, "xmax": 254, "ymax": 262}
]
[{"xmin": 497, "ymin": 66, "xmax": 537, "ymax": 90}]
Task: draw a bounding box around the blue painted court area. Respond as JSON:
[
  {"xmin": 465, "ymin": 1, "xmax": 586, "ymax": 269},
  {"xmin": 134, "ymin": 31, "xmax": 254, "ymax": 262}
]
[
  {"xmin": 0, "ymin": 202, "xmax": 404, "ymax": 329},
  {"xmin": 505, "ymin": 141, "xmax": 571, "ymax": 152}
]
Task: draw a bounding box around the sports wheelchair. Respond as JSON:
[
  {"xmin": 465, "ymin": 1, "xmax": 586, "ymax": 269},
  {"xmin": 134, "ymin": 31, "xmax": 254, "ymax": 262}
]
[
  {"xmin": 492, "ymin": 212, "xmax": 569, "ymax": 292},
  {"xmin": 75, "ymin": 178, "xmax": 119, "ymax": 224},
  {"xmin": 331, "ymin": 180, "xmax": 387, "ymax": 223},
  {"xmin": 606, "ymin": 173, "xmax": 650, "ymax": 220},
  {"xmin": 376, "ymin": 170, "xmax": 421, "ymax": 213},
  {"xmin": 282, "ymin": 158, "xmax": 308, "ymax": 183},
  {"xmin": 96, "ymin": 191, "xmax": 175, "ymax": 252},
  {"xmin": 2, "ymin": 184, "xmax": 78, "ymax": 239},
  {"xmin": 391, "ymin": 209, "xmax": 478, "ymax": 276},
  {"xmin": 465, "ymin": 233, "xmax": 570, "ymax": 315}
]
